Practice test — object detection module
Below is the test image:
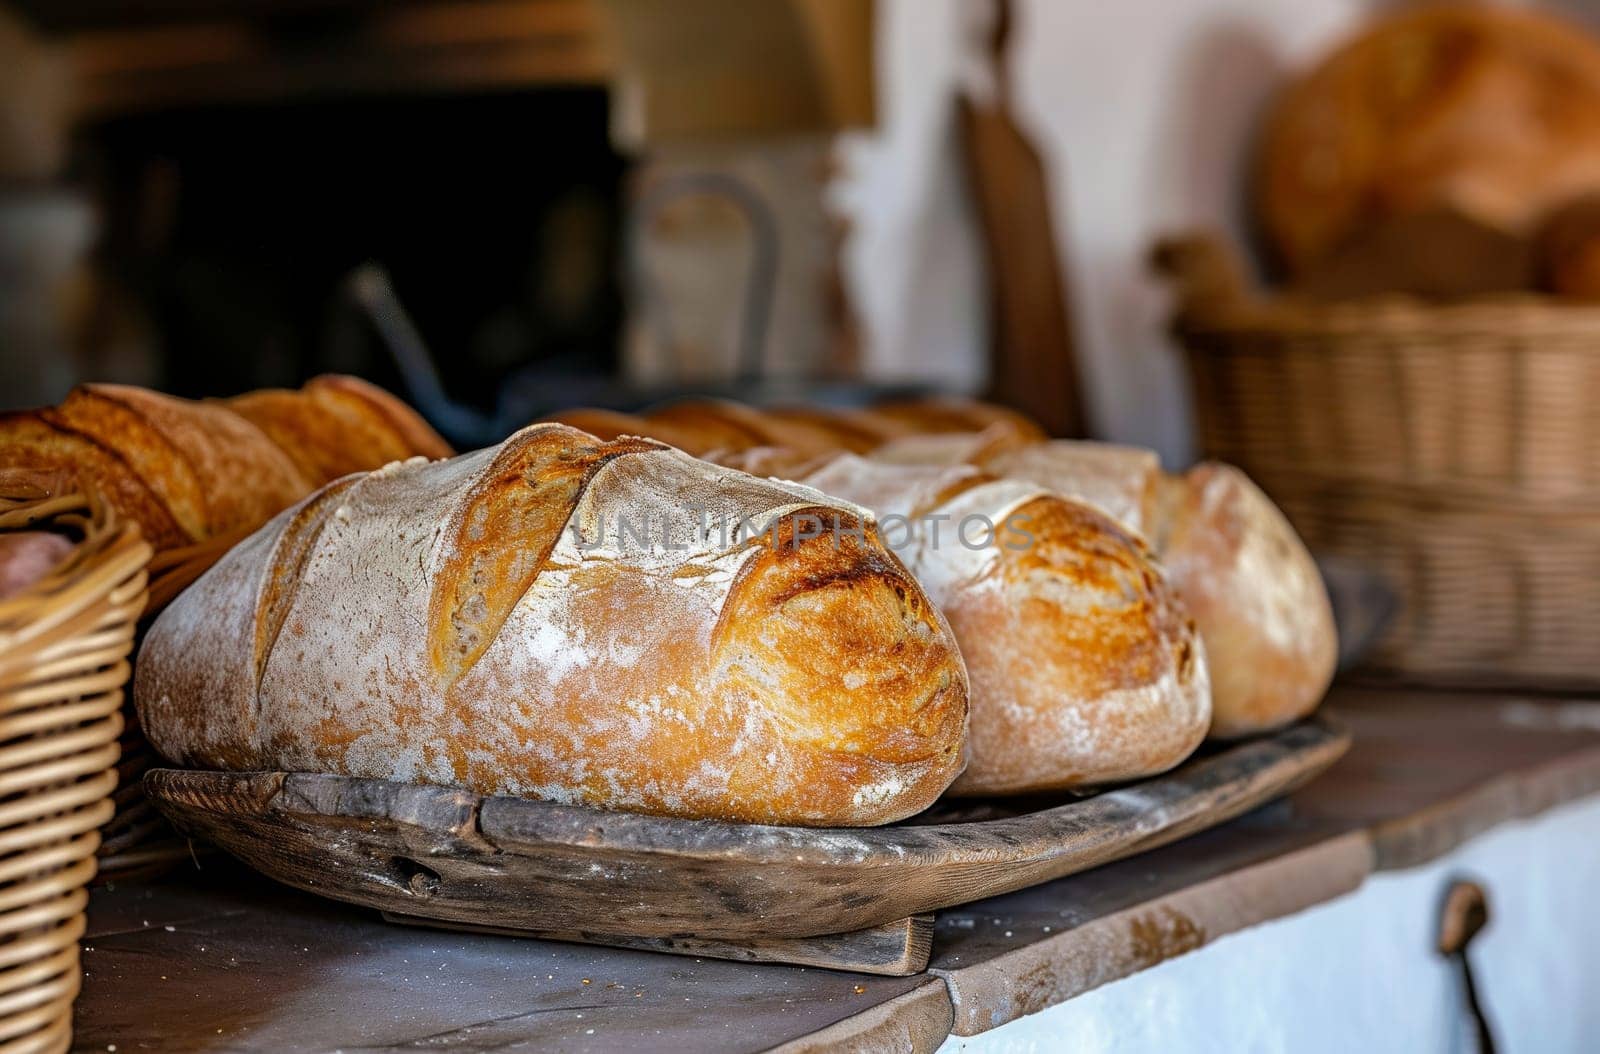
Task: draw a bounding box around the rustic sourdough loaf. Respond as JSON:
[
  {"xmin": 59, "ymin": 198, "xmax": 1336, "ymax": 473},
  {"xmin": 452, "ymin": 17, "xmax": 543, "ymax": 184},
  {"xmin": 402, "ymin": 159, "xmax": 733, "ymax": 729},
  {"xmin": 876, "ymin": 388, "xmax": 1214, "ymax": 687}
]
[
  {"xmin": 135, "ymin": 424, "xmax": 970, "ymax": 826},
  {"xmin": 880, "ymin": 439, "xmax": 1334, "ymax": 738},
  {"xmin": 792, "ymin": 454, "xmax": 1209, "ymax": 793}
]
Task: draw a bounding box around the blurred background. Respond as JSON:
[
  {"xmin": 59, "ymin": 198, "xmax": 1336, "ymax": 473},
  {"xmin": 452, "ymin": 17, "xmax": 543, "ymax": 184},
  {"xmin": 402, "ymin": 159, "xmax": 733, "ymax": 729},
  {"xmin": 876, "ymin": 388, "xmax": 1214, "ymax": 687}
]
[{"xmin": 18, "ymin": 0, "xmax": 1593, "ymax": 457}]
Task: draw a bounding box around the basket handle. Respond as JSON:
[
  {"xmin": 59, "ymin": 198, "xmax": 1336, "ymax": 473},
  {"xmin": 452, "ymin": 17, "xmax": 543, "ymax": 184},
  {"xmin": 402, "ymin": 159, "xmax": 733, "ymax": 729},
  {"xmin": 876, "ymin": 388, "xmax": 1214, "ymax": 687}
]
[{"xmin": 1150, "ymin": 230, "xmax": 1254, "ymax": 318}]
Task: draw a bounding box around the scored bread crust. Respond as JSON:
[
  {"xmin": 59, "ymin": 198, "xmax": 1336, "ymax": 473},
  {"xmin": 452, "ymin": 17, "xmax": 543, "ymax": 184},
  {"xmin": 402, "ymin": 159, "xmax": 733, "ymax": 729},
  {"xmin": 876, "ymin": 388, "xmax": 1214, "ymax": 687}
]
[
  {"xmin": 44, "ymin": 384, "xmax": 311, "ymax": 544},
  {"xmin": 135, "ymin": 424, "xmax": 970, "ymax": 826},
  {"xmin": 911, "ymin": 439, "xmax": 1333, "ymax": 738},
  {"xmin": 227, "ymin": 374, "xmax": 452, "ymax": 485},
  {"xmin": 798, "ymin": 455, "xmax": 1210, "ymax": 793}
]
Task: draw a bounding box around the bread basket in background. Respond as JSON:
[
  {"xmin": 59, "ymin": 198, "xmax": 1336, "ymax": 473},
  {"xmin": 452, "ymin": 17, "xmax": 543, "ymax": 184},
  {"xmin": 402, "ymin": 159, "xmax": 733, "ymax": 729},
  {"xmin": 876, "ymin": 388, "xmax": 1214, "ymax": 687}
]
[
  {"xmin": 1158, "ymin": 232, "xmax": 1600, "ymax": 688},
  {"xmin": 0, "ymin": 487, "xmax": 149, "ymax": 1053}
]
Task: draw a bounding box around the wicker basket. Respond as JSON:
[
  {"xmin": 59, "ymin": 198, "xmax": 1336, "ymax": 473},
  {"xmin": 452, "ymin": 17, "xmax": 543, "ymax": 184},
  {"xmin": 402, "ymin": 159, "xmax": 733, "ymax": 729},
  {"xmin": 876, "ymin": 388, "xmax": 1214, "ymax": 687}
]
[
  {"xmin": 0, "ymin": 489, "xmax": 149, "ymax": 1053},
  {"xmin": 1158, "ymin": 232, "xmax": 1600, "ymax": 686}
]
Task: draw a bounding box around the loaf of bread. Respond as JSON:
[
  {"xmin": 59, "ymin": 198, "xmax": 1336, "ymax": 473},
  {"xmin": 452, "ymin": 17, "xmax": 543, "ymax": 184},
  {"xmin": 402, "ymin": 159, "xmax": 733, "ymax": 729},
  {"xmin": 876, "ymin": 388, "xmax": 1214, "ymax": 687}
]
[
  {"xmin": 864, "ymin": 397, "xmax": 1049, "ymax": 441},
  {"xmin": 793, "ymin": 454, "xmax": 1209, "ymax": 793},
  {"xmin": 542, "ymin": 408, "xmax": 709, "ymax": 454},
  {"xmin": 226, "ymin": 375, "xmax": 453, "ymax": 484},
  {"xmin": 1258, "ymin": 5, "xmax": 1600, "ymax": 275},
  {"xmin": 135, "ymin": 424, "xmax": 970, "ymax": 826},
  {"xmin": 883, "ymin": 440, "xmax": 1333, "ymax": 737},
  {"xmin": 1, "ymin": 384, "xmax": 312, "ymax": 551},
  {"xmin": 0, "ymin": 376, "xmax": 451, "ymax": 559},
  {"xmin": 1149, "ymin": 464, "xmax": 1337, "ymax": 737}
]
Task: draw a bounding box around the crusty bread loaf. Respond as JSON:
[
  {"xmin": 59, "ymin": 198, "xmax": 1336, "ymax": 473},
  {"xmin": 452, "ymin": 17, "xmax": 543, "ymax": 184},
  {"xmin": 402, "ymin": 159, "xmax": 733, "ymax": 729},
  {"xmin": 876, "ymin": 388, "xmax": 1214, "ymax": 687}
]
[
  {"xmin": 226, "ymin": 374, "xmax": 451, "ymax": 484},
  {"xmin": 644, "ymin": 399, "xmax": 863, "ymax": 457},
  {"xmin": 868, "ymin": 425, "xmax": 1047, "ymax": 473},
  {"xmin": 1258, "ymin": 5, "xmax": 1600, "ymax": 275},
  {"xmin": 798, "ymin": 454, "xmax": 1209, "ymax": 793},
  {"xmin": 1150, "ymin": 464, "xmax": 1336, "ymax": 737},
  {"xmin": 863, "ymin": 397, "xmax": 1049, "ymax": 441},
  {"xmin": 542, "ymin": 408, "xmax": 709, "ymax": 453},
  {"xmin": 891, "ymin": 439, "xmax": 1334, "ymax": 737},
  {"xmin": 0, "ymin": 377, "xmax": 451, "ymax": 563},
  {"xmin": 761, "ymin": 407, "xmax": 886, "ymax": 453},
  {"xmin": 2, "ymin": 384, "xmax": 313, "ymax": 550},
  {"xmin": 135, "ymin": 424, "xmax": 970, "ymax": 826}
]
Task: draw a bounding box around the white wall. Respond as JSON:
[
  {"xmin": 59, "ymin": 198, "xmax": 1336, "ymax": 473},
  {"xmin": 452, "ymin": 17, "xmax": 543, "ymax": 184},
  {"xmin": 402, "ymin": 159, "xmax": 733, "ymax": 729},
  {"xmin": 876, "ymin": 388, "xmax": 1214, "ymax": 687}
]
[{"xmin": 839, "ymin": 0, "xmax": 1370, "ymax": 464}]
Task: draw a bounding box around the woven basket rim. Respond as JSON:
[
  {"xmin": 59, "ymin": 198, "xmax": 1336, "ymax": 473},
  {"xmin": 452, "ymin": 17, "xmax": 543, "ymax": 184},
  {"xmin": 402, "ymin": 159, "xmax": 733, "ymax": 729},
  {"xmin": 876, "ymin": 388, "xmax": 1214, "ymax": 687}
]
[
  {"xmin": 1175, "ymin": 294, "xmax": 1600, "ymax": 341},
  {"xmin": 1156, "ymin": 229, "xmax": 1600, "ymax": 341}
]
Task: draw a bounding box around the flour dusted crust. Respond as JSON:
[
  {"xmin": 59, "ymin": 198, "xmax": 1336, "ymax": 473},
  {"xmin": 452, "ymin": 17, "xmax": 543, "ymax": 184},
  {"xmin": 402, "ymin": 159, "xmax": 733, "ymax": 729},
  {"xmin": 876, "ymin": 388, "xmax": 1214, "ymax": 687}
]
[
  {"xmin": 135, "ymin": 424, "xmax": 970, "ymax": 826},
  {"xmin": 799, "ymin": 455, "xmax": 1209, "ymax": 793},
  {"xmin": 971, "ymin": 440, "xmax": 1162, "ymax": 535},
  {"xmin": 525, "ymin": 400, "xmax": 1333, "ymax": 740},
  {"xmin": 1156, "ymin": 464, "xmax": 1336, "ymax": 737},
  {"xmin": 859, "ymin": 438, "xmax": 1333, "ymax": 737},
  {"xmin": 870, "ymin": 426, "xmax": 1040, "ymax": 473}
]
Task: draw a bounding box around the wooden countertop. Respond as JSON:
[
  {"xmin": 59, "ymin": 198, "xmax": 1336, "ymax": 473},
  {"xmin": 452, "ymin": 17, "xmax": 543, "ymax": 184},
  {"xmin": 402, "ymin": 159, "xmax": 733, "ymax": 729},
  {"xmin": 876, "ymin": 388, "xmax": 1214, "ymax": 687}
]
[{"xmin": 71, "ymin": 686, "xmax": 1600, "ymax": 1052}]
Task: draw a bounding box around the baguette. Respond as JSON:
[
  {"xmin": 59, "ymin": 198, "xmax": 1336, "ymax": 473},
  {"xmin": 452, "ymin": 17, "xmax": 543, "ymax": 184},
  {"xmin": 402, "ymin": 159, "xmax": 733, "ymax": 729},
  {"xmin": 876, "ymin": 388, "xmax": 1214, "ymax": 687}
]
[
  {"xmin": 135, "ymin": 425, "xmax": 970, "ymax": 826},
  {"xmin": 797, "ymin": 454, "xmax": 1209, "ymax": 792}
]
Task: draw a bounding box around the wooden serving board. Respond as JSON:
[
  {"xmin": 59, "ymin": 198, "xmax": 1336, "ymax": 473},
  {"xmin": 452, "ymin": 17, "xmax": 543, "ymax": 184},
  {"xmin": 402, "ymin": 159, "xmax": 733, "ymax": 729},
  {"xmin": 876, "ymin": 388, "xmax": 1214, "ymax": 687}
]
[{"xmin": 145, "ymin": 717, "xmax": 1348, "ymax": 976}]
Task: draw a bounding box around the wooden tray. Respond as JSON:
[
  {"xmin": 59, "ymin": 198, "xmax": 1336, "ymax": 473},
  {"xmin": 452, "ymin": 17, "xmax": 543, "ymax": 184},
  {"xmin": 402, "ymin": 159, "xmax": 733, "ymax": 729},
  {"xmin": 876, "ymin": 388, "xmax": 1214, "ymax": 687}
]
[{"xmin": 145, "ymin": 717, "xmax": 1348, "ymax": 976}]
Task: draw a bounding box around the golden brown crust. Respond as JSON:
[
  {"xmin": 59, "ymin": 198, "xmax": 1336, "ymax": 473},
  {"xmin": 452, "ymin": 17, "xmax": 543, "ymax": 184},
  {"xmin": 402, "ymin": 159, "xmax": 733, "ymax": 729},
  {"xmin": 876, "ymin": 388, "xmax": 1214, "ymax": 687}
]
[
  {"xmin": 429, "ymin": 428, "xmax": 663, "ymax": 684},
  {"xmin": 946, "ymin": 495, "xmax": 1207, "ymax": 793},
  {"xmin": 540, "ymin": 408, "xmax": 707, "ymax": 453},
  {"xmin": 865, "ymin": 397, "xmax": 1049, "ymax": 441},
  {"xmin": 644, "ymin": 400, "xmax": 771, "ymax": 454},
  {"xmin": 1258, "ymin": 5, "xmax": 1600, "ymax": 274},
  {"xmin": 305, "ymin": 375, "xmax": 453, "ymax": 462},
  {"xmin": 1154, "ymin": 464, "xmax": 1336, "ymax": 737},
  {"xmin": 228, "ymin": 376, "xmax": 450, "ymax": 491},
  {"xmin": 762, "ymin": 406, "xmax": 885, "ymax": 453},
  {"xmin": 57, "ymin": 384, "xmax": 311, "ymax": 542},
  {"xmin": 798, "ymin": 455, "xmax": 1210, "ymax": 793},
  {"xmin": 0, "ymin": 410, "xmax": 190, "ymax": 550},
  {"xmin": 137, "ymin": 428, "xmax": 971, "ymax": 826},
  {"xmin": 710, "ymin": 511, "xmax": 968, "ymax": 815}
]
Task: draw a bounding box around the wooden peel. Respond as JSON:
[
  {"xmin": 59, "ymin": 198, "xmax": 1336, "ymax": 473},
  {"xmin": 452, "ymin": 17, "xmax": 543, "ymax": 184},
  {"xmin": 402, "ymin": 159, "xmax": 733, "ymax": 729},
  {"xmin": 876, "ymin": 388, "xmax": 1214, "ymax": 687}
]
[
  {"xmin": 143, "ymin": 719, "xmax": 1348, "ymax": 975},
  {"xmin": 957, "ymin": 0, "xmax": 1084, "ymax": 437},
  {"xmin": 1438, "ymin": 879, "xmax": 1497, "ymax": 1054}
]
